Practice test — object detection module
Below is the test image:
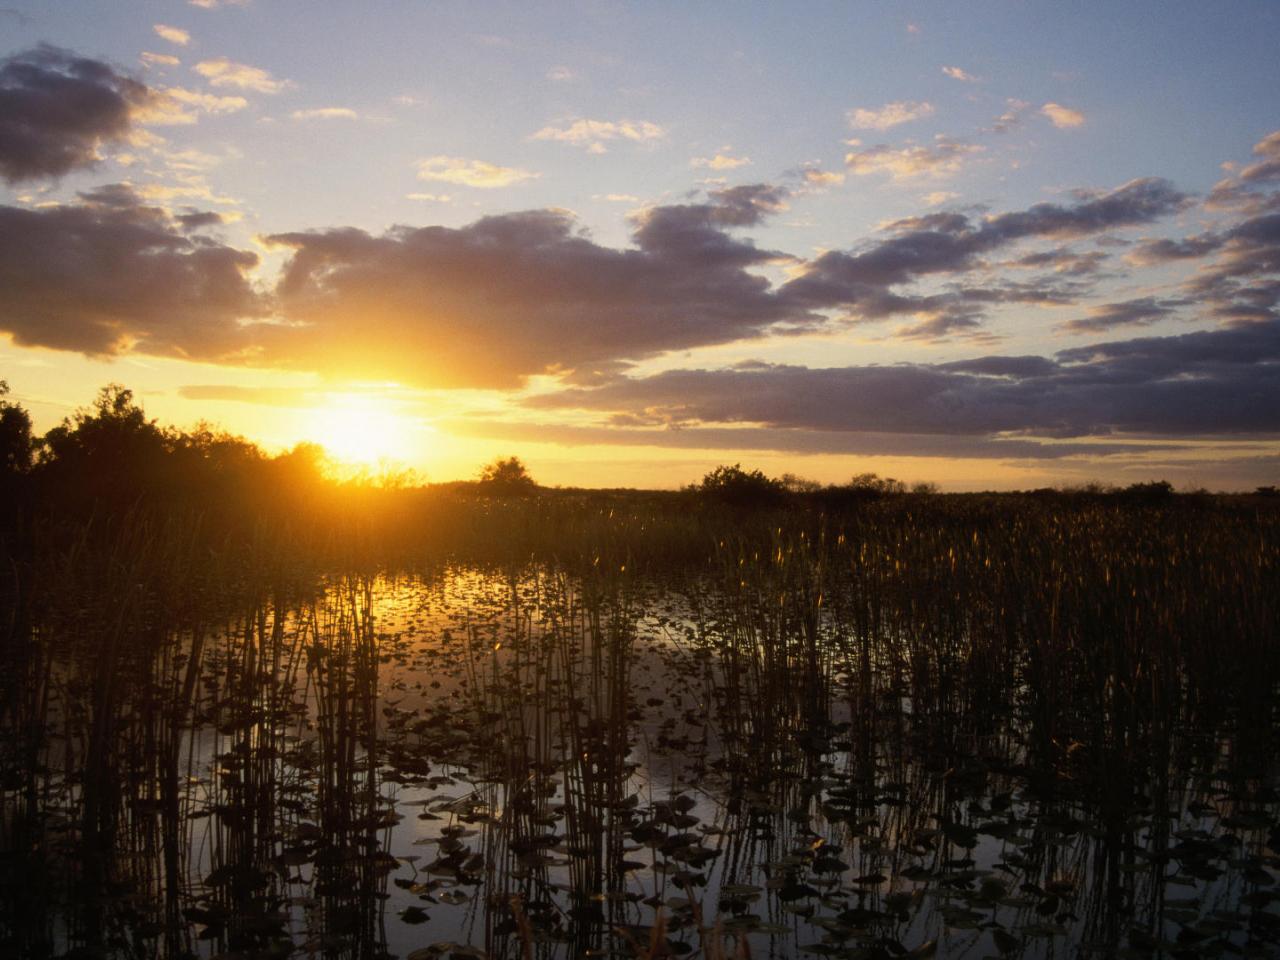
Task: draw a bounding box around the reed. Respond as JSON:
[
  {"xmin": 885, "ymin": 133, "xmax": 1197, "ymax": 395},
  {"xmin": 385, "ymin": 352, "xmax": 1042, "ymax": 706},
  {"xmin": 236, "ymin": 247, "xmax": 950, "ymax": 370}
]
[{"xmin": 2, "ymin": 490, "xmax": 1277, "ymax": 958}]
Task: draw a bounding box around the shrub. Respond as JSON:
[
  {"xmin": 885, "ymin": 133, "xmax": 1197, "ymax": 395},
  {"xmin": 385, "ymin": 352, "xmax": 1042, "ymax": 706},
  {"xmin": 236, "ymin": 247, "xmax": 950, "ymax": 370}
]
[
  {"xmin": 695, "ymin": 464, "xmax": 786, "ymax": 507},
  {"xmin": 477, "ymin": 456, "xmax": 538, "ymax": 497}
]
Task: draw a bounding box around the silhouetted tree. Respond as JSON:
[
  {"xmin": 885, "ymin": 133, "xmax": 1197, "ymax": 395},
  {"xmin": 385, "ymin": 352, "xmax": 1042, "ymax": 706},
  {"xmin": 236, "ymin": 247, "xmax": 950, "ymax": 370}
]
[
  {"xmin": 695, "ymin": 463, "xmax": 786, "ymax": 507},
  {"xmin": 1117, "ymin": 479, "xmax": 1175, "ymax": 503},
  {"xmin": 0, "ymin": 381, "xmax": 33, "ymax": 476},
  {"xmin": 270, "ymin": 441, "xmax": 328, "ymax": 490},
  {"xmin": 779, "ymin": 472, "xmax": 822, "ymax": 494},
  {"xmin": 848, "ymin": 472, "xmax": 906, "ymax": 496},
  {"xmin": 477, "ymin": 456, "xmax": 537, "ymax": 496},
  {"xmin": 35, "ymin": 384, "xmax": 173, "ymax": 510}
]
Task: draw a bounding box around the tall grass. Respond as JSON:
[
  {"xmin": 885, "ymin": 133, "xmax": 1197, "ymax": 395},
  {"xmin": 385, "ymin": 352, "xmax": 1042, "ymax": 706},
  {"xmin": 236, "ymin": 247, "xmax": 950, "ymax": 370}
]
[{"xmin": 2, "ymin": 492, "xmax": 1277, "ymax": 958}]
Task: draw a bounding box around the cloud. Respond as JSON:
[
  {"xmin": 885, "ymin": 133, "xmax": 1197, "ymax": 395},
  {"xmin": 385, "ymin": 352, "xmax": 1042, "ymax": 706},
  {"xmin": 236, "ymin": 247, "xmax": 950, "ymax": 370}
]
[
  {"xmin": 1119, "ymin": 138, "xmax": 1279, "ymax": 325},
  {"xmin": 1041, "ymin": 102, "xmax": 1085, "ymax": 129},
  {"xmin": 988, "ymin": 99, "xmax": 1030, "ymax": 134},
  {"xmin": 530, "ymin": 118, "xmax": 665, "ymax": 153},
  {"xmin": 942, "ymin": 66, "xmax": 977, "ymax": 82},
  {"xmin": 781, "ymin": 177, "xmax": 1188, "ymax": 333},
  {"xmin": 978, "ymin": 178, "xmax": 1188, "ymax": 239},
  {"xmin": 406, "ymin": 192, "xmax": 451, "ymax": 202},
  {"xmin": 174, "ymin": 209, "xmax": 226, "ymax": 230},
  {"xmin": 798, "ymin": 166, "xmax": 845, "ymax": 187},
  {"xmin": 531, "ymin": 321, "xmax": 1280, "ymax": 441},
  {"xmin": 1057, "ymin": 297, "xmax": 1179, "ymax": 334},
  {"xmin": 691, "ymin": 152, "xmax": 752, "ymax": 170},
  {"xmin": 132, "ymin": 179, "xmax": 238, "ymax": 205},
  {"xmin": 546, "ymin": 65, "xmax": 575, "ymax": 82},
  {"xmin": 844, "ymin": 136, "xmax": 982, "ymax": 181},
  {"xmin": 189, "ymin": 0, "xmax": 250, "ymax": 7},
  {"xmin": 1011, "ymin": 246, "xmax": 1109, "ymax": 275},
  {"xmin": 848, "ymin": 100, "xmax": 935, "ymax": 131},
  {"xmin": 258, "ymin": 185, "xmax": 806, "ymax": 388},
  {"xmin": 893, "ymin": 310, "xmax": 988, "ymax": 342},
  {"xmin": 138, "ymin": 85, "xmax": 248, "ymax": 124},
  {"xmin": 1207, "ymin": 129, "xmax": 1280, "ymax": 213},
  {"xmin": 1126, "ymin": 235, "xmax": 1221, "ymax": 265},
  {"xmin": 193, "ymin": 57, "xmax": 288, "ymax": 93},
  {"xmin": 416, "ymin": 155, "xmax": 538, "ymax": 188},
  {"xmin": 922, "ymin": 191, "xmax": 958, "ymax": 206},
  {"xmin": 291, "ymin": 107, "xmax": 358, "ymax": 120},
  {"xmin": 0, "ymin": 45, "xmax": 155, "ymax": 183},
  {"xmin": 232, "ymin": 178, "xmax": 1184, "ymax": 385},
  {"xmin": 1239, "ymin": 130, "xmax": 1280, "ymax": 185},
  {"xmin": 442, "ymin": 416, "xmax": 1181, "ymax": 461},
  {"xmin": 0, "ymin": 152, "xmax": 1223, "ymax": 408},
  {"xmin": 1184, "ymin": 212, "xmax": 1280, "ymax": 325},
  {"xmin": 140, "ymin": 52, "xmax": 181, "ymax": 68},
  {"xmin": 153, "ymin": 24, "xmax": 191, "ymax": 46},
  {"xmin": 0, "ymin": 188, "xmax": 260, "ymax": 356}
]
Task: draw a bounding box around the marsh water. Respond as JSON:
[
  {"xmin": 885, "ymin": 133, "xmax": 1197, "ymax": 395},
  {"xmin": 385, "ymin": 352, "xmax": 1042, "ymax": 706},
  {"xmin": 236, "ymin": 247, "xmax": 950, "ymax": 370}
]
[{"xmin": 3, "ymin": 510, "xmax": 1279, "ymax": 960}]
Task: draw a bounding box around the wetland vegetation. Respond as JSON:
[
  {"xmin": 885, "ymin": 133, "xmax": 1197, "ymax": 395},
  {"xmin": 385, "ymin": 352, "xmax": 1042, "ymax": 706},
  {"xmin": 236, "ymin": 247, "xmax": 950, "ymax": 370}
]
[{"xmin": 2, "ymin": 385, "xmax": 1279, "ymax": 960}]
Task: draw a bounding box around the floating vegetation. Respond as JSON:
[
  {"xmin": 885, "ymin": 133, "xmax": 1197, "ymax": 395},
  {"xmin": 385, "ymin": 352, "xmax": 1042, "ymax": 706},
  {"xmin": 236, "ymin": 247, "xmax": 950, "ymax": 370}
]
[{"xmin": 2, "ymin": 497, "xmax": 1279, "ymax": 959}]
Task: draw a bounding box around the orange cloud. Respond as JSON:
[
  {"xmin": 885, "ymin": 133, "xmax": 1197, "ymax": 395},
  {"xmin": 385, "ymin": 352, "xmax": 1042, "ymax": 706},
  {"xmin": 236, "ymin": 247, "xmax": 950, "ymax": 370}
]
[
  {"xmin": 416, "ymin": 156, "xmax": 538, "ymax": 188},
  {"xmin": 848, "ymin": 101, "xmax": 934, "ymax": 131},
  {"xmin": 1041, "ymin": 102, "xmax": 1085, "ymax": 128}
]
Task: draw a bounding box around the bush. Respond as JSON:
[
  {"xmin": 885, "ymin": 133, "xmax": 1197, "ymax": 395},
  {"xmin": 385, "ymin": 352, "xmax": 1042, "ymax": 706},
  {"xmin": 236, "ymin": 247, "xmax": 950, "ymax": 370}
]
[
  {"xmin": 695, "ymin": 464, "xmax": 786, "ymax": 507},
  {"xmin": 1116, "ymin": 480, "xmax": 1175, "ymax": 503},
  {"xmin": 477, "ymin": 456, "xmax": 538, "ymax": 497}
]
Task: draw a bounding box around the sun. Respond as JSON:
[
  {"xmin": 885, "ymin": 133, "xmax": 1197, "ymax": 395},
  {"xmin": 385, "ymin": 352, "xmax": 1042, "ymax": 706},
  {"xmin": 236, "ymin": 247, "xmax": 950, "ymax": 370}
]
[{"xmin": 306, "ymin": 393, "xmax": 416, "ymax": 467}]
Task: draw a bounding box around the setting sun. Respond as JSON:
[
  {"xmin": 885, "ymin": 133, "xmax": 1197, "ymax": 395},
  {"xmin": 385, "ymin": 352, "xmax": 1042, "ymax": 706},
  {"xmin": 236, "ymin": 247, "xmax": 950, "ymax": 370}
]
[{"xmin": 306, "ymin": 394, "xmax": 418, "ymax": 467}]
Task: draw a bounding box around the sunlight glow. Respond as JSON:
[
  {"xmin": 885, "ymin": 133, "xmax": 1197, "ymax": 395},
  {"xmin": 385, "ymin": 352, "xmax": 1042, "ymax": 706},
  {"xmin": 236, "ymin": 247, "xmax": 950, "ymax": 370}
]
[{"xmin": 306, "ymin": 393, "xmax": 418, "ymax": 467}]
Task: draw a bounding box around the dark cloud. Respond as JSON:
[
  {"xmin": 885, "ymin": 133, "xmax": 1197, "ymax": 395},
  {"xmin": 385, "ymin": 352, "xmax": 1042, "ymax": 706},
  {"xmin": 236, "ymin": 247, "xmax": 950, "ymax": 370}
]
[
  {"xmin": 76, "ymin": 181, "xmax": 147, "ymax": 207},
  {"xmin": 937, "ymin": 355, "xmax": 1058, "ymax": 378},
  {"xmin": 982, "ymin": 179, "xmax": 1189, "ymax": 241},
  {"xmin": 892, "ymin": 309, "xmax": 987, "ymax": 341},
  {"xmin": 1010, "ymin": 246, "xmax": 1110, "ymax": 276},
  {"xmin": 1115, "ymin": 136, "xmax": 1280, "ymax": 326},
  {"xmin": 532, "ymin": 321, "xmax": 1280, "ymax": 440},
  {"xmin": 627, "ymin": 183, "xmax": 788, "ymax": 266},
  {"xmin": 705, "ymin": 183, "xmax": 789, "ymax": 224},
  {"xmin": 1206, "ymin": 130, "xmax": 1280, "ymax": 214},
  {"xmin": 440, "ymin": 417, "xmax": 1186, "ymax": 461},
  {"xmin": 0, "ymin": 45, "xmax": 153, "ymax": 183},
  {"xmin": 261, "ymin": 186, "xmax": 813, "ymax": 388},
  {"xmin": 175, "ymin": 209, "xmax": 226, "ymax": 231},
  {"xmin": 1127, "ymin": 234, "xmax": 1223, "ymax": 265},
  {"xmin": 0, "ymin": 190, "xmax": 260, "ymax": 355},
  {"xmin": 1057, "ymin": 297, "xmax": 1181, "ymax": 334},
  {"xmin": 0, "ymin": 163, "xmax": 1254, "ymax": 407},
  {"xmin": 1185, "ymin": 212, "xmax": 1280, "ymax": 324},
  {"xmin": 1053, "ymin": 316, "xmax": 1279, "ymax": 372},
  {"xmin": 1239, "ymin": 131, "xmax": 1280, "ymax": 186},
  {"xmin": 780, "ymin": 178, "xmax": 1187, "ymax": 335},
  {"xmin": 2, "ymin": 181, "xmax": 813, "ymax": 386}
]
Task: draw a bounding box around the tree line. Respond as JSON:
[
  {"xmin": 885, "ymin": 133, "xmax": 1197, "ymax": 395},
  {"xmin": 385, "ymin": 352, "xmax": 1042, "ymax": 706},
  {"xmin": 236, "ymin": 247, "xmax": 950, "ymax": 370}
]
[{"xmin": 4, "ymin": 381, "xmax": 1270, "ymax": 530}]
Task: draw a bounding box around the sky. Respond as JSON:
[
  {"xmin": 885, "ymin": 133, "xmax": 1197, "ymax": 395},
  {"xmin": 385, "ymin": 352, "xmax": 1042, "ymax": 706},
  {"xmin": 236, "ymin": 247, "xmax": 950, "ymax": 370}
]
[{"xmin": 1, "ymin": 1, "xmax": 1279, "ymax": 490}]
